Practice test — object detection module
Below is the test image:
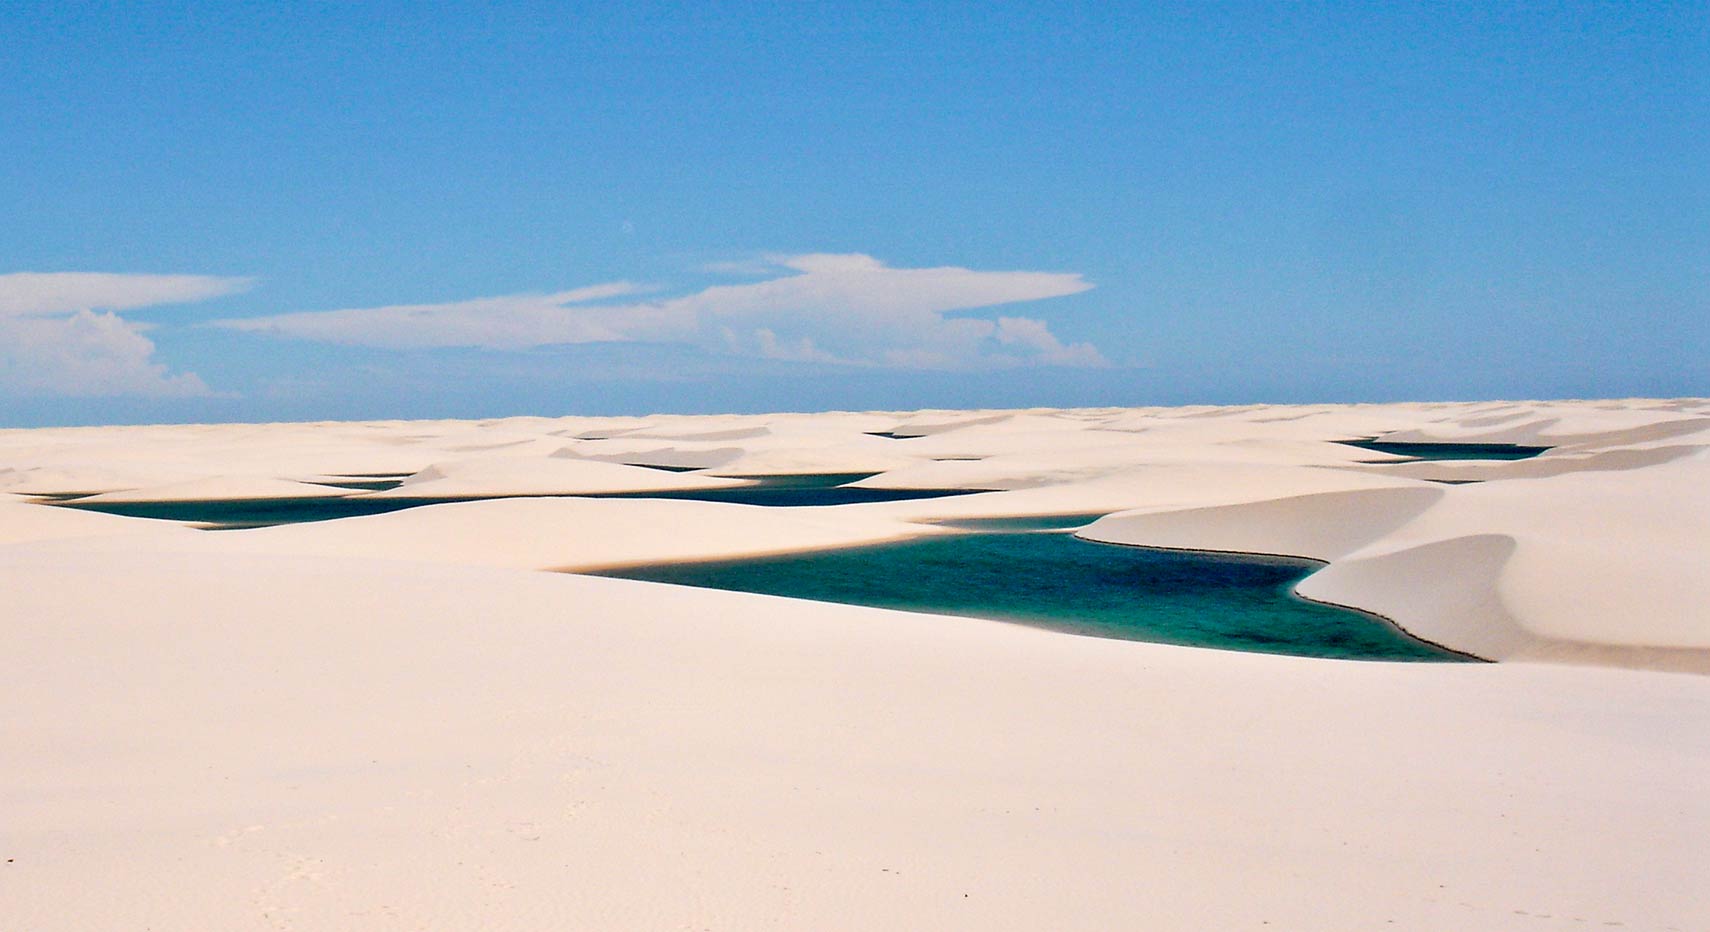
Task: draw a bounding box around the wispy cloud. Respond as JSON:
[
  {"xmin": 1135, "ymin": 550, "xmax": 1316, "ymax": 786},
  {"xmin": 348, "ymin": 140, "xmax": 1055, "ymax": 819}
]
[
  {"xmin": 215, "ymin": 282, "xmax": 655, "ymax": 350},
  {"xmin": 0, "ymin": 272, "xmax": 253, "ymax": 317},
  {"xmin": 0, "ymin": 272, "xmax": 251, "ymax": 397},
  {"xmin": 214, "ymin": 254, "xmax": 1102, "ymax": 369}
]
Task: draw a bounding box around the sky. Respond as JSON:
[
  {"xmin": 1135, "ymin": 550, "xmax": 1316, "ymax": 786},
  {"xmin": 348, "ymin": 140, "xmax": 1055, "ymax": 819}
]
[{"xmin": 1, "ymin": 1, "xmax": 1704, "ymax": 426}]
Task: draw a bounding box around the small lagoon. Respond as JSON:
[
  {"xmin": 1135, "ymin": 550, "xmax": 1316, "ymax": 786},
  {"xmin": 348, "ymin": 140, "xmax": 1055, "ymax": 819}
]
[
  {"xmin": 47, "ymin": 472, "xmax": 984, "ymax": 529},
  {"xmin": 1337, "ymin": 439, "xmax": 1550, "ymax": 461},
  {"xmin": 593, "ymin": 527, "xmax": 1468, "ymax": 662}
]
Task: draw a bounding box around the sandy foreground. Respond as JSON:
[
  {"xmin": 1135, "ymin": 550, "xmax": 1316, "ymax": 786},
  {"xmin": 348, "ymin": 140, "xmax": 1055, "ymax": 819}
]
[{"xmin": 2, "ymin": 400, "xmax": 1708, "ymax": 929}]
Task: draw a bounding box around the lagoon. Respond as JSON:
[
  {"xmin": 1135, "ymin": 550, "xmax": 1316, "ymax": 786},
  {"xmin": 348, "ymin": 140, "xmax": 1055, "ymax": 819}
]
[
  {"xmin": 1337, "ymin": 439, "xmax": 1550, "ymax": 460},
  {"xmin": 592, "ymin": 527, "xmax": 1468, "ymax": 662},
  {"xmin": 47, "ymin": 472, "xmax": 983, "ymax": 529}
]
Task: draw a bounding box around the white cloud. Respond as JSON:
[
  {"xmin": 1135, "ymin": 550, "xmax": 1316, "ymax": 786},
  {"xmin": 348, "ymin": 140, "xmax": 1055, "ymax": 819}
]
[
  {"xmin": 215, "ymin": 255, "xmax": 1103, "ymax": 369},
  {"xmin": 0, "ymin": 311, "xmax": 209, "ymax": 397},
  {"xmin": 750, "ymin": 328, "xmax": 843, "ymax": 364},
  {"xmin": 0, "ymin": 272, "xmax": 253, "ymax": 317},
  {"xmin": 0, "ymin": 271, "xmax": 248, "ymax": 397},
  {"xmin": 995, "ymin": 316, "xmax": 1110, "ymax": 367},
  {"xmin": 216, "ymin": 282, "xmax": 655, "ymax": 350}
]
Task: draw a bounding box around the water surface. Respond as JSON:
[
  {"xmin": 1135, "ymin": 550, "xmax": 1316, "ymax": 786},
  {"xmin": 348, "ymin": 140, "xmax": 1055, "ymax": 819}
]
[
  {"xmin": 1337, "ymin": 439, "xmax": 1549, "ymax": 461},
  {"xmin": 310, "ymin": 478, "xmax": 407, "ymax": 492},
  {"xmin": 598, "ymin": 472, "xmax": 983, "ymax": 507},
  {"xmin": 930, "ymin": 513, "xmax": 1105, "ymax": 532},
  {"xmin": 593, "ymin": 530, "xmax": 1466, "ymax": 661},
  {"xmin": 50, "ymin": 473, "xmax": 983, "ymax": 529}
]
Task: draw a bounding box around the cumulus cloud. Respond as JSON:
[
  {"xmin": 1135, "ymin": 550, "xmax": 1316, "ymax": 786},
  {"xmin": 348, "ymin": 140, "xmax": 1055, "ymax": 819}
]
[
  {"xmin": 0, "ymin": 311, "xmax": 210, "ymax": 397},
  {"xmin": 215, "ymin": 254, "xmax": 1103, "ymax": 369},
  {"xmin": 994, "ymin": 316, "xmax": 1110, "ymax": 367},
  {"xmin": 0, "ymin": 272, "xmax": 249, "ymax": 397}
]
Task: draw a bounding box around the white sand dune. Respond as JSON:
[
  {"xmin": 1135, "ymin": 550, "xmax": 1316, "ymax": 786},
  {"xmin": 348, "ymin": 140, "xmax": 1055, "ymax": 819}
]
[
  {"xmin": 1354, "ymin": 442, "xmax": 1703, "ymax": 483},
  {"xmin": 858, "ymin": 461, "xmax": 1429, "ymax": 528},
  {"xmin": 621, "ymin": 424, "xmax": 773, "ymax": 441},
  {"xmin": 1079, "ymin": 440, "xmax": 1710, "ymax": 673},
  {"xmin": 568, "ymin": 443, "xmax": 749, "ymax": 471},
  {"xmin": 1082, "ymin": 486, "xmax": 1447, "ymax": 561},
  {"xmin": 71, "ymin": 475, "xmax": 358, "ymax": 503},
  {"xmin": 1314, "ymin": 451, "xmax": 1710, "ymax": 665},
  {"xmin": 0, "ymin": 464, "xmax": 199, "ymax": 496},
  {"xmin": 868, "ymin": 410, "xmax": 1019, "ymax": 436},
  {"xmin": 3, "ymin": 399, "xmax": 1708, "ymax": 928},
  {"xmin": 703, "ymin": 444, "xmax": 922, "ymax": 476},
  {"xmin": 1380, "ymin": 406, "xmax": 1710, "ymax": 445},
  {"xmin": 368, "ymin": 455, "xmax": 750, "ymax": 498},
  {"xmin": 3, "ymin": 545, "xmax": 1707, "ymax": 930},
  {"xmin": 0, "ymin": 498, "xmax": 197, "ymax": 545},
  {"xmin": 169, "ymin": 496, "xmax": 943, "ymax": 571},
  {"xmin": 561, "ymin": 415, "xmax": 926, "ymax": 475}
]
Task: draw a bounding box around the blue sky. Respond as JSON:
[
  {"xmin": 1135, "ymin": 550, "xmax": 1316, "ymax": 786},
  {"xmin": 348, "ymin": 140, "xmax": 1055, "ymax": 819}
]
[{"xmin": 2, "ymin": 1, "xmax": 1704, "ymax": 426}]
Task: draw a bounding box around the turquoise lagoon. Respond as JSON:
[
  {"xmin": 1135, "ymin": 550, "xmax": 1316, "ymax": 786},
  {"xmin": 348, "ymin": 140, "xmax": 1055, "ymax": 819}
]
[
  {"xmin": 593, "ymin": 527, "xmax": 1469, "ymax": 662},
  {"xmin": 47, "ymin": 472, "xmax": 983, "ymax": 529}
]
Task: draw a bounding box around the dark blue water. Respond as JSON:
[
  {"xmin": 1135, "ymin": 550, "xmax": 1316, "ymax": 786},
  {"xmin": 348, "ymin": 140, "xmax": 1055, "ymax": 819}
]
[
  {"xmin": 592, "ymin": 531, "xmax": 1468, "ymax": 661},
  {"xmin": 597, "ymin": 485, "xmax": 983, "ymax": 506},
  {"xmin": 1336, "ymin": 439, "xmax": 1550, "ymax": 460},
  {"xmin": 48, "ymin": 473, "xmax": 985, "ymax": 529},
  {"xmin": 310, "ymin": 478, "xmax": 407, "ymax": 492},
  {"xmin": 598, "ymin": 472, "xmax": 986, "ymax": 507},
  {"xmin": 626, "ymin": 463, "xmax": 704, "ymax": 473},
  {"xmin": 55, "ymin": 495, "xmax": 450, "ymax": 529}
]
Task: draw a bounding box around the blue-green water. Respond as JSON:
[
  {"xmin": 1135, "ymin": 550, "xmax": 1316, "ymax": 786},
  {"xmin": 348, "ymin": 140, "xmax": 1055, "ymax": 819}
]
[
  {"xmin": 592, "ymin": 530, "xmax": 1469, "ymax": 661},
  {"xmin": 931, "ymin": 513, "xmax": 1105, "ymax": 532},
  {"xmin": 1337, "ymin": 439, "xmax": 1550, "ymax": 460},
  {"xmin": 47, "ymin": 473, "xmax": 984, "ymax": 529}
]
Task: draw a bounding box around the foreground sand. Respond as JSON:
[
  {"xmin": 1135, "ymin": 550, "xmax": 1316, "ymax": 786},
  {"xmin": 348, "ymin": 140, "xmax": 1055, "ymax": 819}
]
[{"xmin": 3, "ymin": 400, "xmax": 1708, "ymax": 929}]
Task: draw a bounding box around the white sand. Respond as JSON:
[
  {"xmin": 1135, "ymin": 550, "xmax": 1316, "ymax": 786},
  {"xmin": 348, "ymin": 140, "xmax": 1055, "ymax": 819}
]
[
  {"xmin": 183, "ymin": 496, "xmax": 946, "ymax": 571},
  {"xmin": 369, "ymin": 454, "xmax": 751, "ymax": 498},
  {"xmin": 3, "ymin": 399, "xmax": 1708, "ymax": 929},
  {"xmin": 1079, "ymin": 417, "xmax": 1710, "ymax": 672},
  {"xmin": 70, "ymin": 475, "xmax": 360, "ymax": 503}
]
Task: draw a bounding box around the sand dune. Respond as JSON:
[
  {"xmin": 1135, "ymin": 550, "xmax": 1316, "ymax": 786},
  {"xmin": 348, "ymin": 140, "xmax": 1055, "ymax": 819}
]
[
  {"xmin": 1334, "ymin": 451, "xmax": 1710, "ymax": 656},
  {"xmin": 1076, "ymin": 432, "xmax": 1710, "ymax": 672},
  {"xmin": 369, "ymin": 455, "xmax": 749, "ymax": 498},
  {"xmin": 569, "ymin": 443, "xmax": 750, "ymax": 471},
  {"xmin": 0, "ymin": 464, "xmax": 201, "ymax": 496},
  {"xmin": 0, "ymin": 498, "xmax": 196, "ymax": 545},
  {"xmin": 70, "ymin": 475, "xmax": 358, "ymax": 503},
  {"xmin": 159, "ymin": 496, "xmax": 943, "ymax": 571},
  {"xmin": 1081, "ymin": 486, "xmax": 1446, "ymax": 561},
  {"xmin": 4, "ymin": 545, "xmax": 1707, "ymax": 930},
  {"xmin": 1354, "ymin": 443, "xmax": 1702, "ymax": 483},
  {"xmin": 3, "ymin": 399, "xmax": 1708, "ymax": 928}
]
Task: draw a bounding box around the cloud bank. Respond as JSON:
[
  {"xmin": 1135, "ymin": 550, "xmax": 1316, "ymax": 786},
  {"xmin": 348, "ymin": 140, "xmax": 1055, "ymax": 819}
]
[
  {"xmin": 217, "ymin": 254, "xmax": 1103, "ymax": 369},
  {"xmin": 0, "ymin": 272, "xmax": 251, "ymax": 397}
]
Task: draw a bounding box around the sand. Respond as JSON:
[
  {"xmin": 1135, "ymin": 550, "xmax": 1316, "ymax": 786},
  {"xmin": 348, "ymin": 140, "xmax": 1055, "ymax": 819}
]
[
  {"xmin": 2, "ymin": 399, "xmax": 1707, "ymax": 929},
  {"xmin": 368, "ymin": 454, "xmax": 751, "ymax": 498}
]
